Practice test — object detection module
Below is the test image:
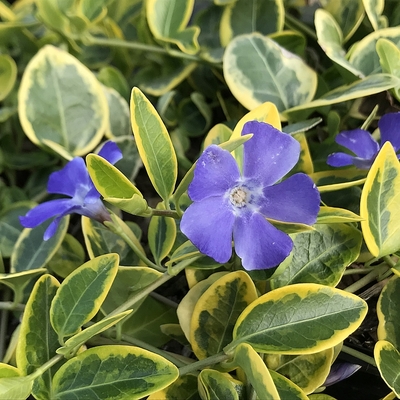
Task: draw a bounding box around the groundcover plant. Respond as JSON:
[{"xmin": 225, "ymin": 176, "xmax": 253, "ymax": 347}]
[{"xmin": 1, "ymin": 0, "xmax": 400, "ymax": 399}]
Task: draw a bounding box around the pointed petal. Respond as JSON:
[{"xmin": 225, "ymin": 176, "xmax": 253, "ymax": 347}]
[
  {"xmin": 327, "ymin": 152, "xmax": 356, "ymax": 167},
  {"xmin": 379, "ymin": 112, "xmax": 400, "ymax": 152},
  {"xmin": 188, "ymin": 145, "xmax": 240, "ymax": 202},
  {"xmin": 19, "ymin": 199, "xmax": 75, "ymax": 228},
  {"xmin": 260, "ymin": 174, "xmax": 320, "ymax": 225},
  {"xmin": 180, "ymin": 197, "xmax": 235, "ymax": 263},
  {"xmin": 335, "ymin": 129, "xmax": 379, "ymax": 159},
  {"xmin": 98, "ymin": 141, "xmax": 123, "ymax": 164},
  {"xmin": 234, "ymin": 212, "xmax": 293, "ymax": 270},
  {"xmin": 242, "ymin": 121, "xmax": 300, "ymax": 186},
  {"xmin": 47, "ymin": 158, "xmax": 91, "ymax": 197}
]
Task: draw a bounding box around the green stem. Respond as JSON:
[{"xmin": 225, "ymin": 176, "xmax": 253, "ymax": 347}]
[
  {"xmin": 150, "ymin": 292, "xmax": 179, "ymax": 309},
  {"xmin": 284, "ymin": 13, "xmax": 317, "ymax": 40},
  {"xmin": 107, "ymin": 272, "xmax": 173, "ymax": 317},
  {"xmin": 344, "ymin": 265, "xmax": 389, "ymax": 293},
  {"xmin": 341, "ymin": 345, "xmax": 377, "ymax": 367},
  {"xmin": 178, "ymin": 352, "xmax": 230, "ymax": 376},
  {"xmin": 383, "ymin": 255, "xmax": 396, "ymax": 268},
  {"xmin": 343, "ymin": 267, "xmax": 374, "ymax": 276},
  {"xmin": 30, "ymin": 354, "xmax": 64, "ymax": 380},
  {"xmin": 151, "ymin": 209, "xmax": 180, "ymax": 219}
]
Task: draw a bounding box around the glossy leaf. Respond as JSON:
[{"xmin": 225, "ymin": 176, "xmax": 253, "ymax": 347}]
[
  {"xmin": 190, "ymin": 271, "xmax": 258, "ymax": 359},
  {"xmin": 271, "ymin": 224, "xmax": 362, "ymax": 288},
  {"xmin": 363, "ymin": 0, "xmax": 385, "ymax": 31},
  {"xmin": 18, "ymin": 45, "xmax": 107, "ymax": 156},
  {"xmin": 11, "ymin": 216, "xmax": 69, "ymax": 272},
  {"xmin": 86, "ymin": 153, "xmax": 149, "ymax": 216},
  {"xmin": 274, "ymin": 349, "xmax": 333, "ymax": 394},
  {"xmin": 317, "ymin": 206, "xmax": 363, "ymax": 224},
  {"xmin": 130, "ymin": 87, "xmax": 177, "ymax": 202},
  {"xmin": 229, "ymin": 283, "xmax": 367, "ymax": 354},
  {"xmin": 0, "ymin": 54, "xmax": 17, "ymax": 101},
  {"xmin": 220, "ymin": 0, "xmax": 284, "ymax": 45},
  {"xmin": 223, "ymin": 33, "xmax": 317, "ymax": 112},
  {"xmin": 146, "ymin": 0, "xmax": 200, "ymax": 54},
  {"xmin": 375, "ymin": 340, "xmax": 400, "ymax": 397},
  {"xmin": 233, "ymin": 343, "xmax": 280, "ymax": 399},
  {"xmin": 198, "ymin": 369, "xmax": 239, "ymax": 400},
  {"xmin": 376, "ymin": 38, "xmax": 400, "ymax": 101},
  {"xmin": 147, "ymin": 374, "xmax": 200, "ymax": 400},
  {"xmin": 315, "ymin": 9, "xmax": 363, "ymax": 78},
  {"xmin": 0, "ymin": 376, "xmax": 33, "ymax": 400},
  {"xmin": 82, "ymin": 215, "xmax": 146, "ymax": 265},
  {"xmin": 349, "ymin": 27, "xmax": 400, "ymax": 76},
  {"xmin": 377, "ymin": 276, "xmax": 400, "ymax": 347},
  {"xmin": 361, "ymin": 142, "xmax": 400, "ymax": 258},
  {"xmin": 50, "ymin": 254, "xmax": 119, "ymax": 342},
  {"xmin": 16, "ymin": 274, "xmax": 60, "ymax": 399},
  {"xmin": 269, "ymin": 370, "xmax": 308, "ymax": 400},
  {"xmin": 51, "ymin": 345, "xmax": 179, "ymax": 399},
  {"xmin": 203, "ymin": 124, "xmax": 233, "ymax": 149}
]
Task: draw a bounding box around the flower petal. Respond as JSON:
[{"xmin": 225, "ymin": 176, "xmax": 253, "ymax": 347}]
[
  {"xmin": 260, "ymin": 174, "xmax": 320, "ymax": 225},
  {"xmin": 324, "ymin": 363, "xmax": 361, "ymax": 387},
  {"xmin": 335, "ymin": 129, "xmax": 379, "ymax": 159},
  {"xmin": 180, "ymin": 196, "xmax": 235, "ymax": 263},
  {"xmin": 242, "ymin": 121, "xmax": 300, "ymax": 186},
  {"xmin": 98, "ymin": 141, "xmax": 123, "ymax": 164},
  {"xmin": 327, "ymin": 152, "xmax": 356, "ymax": 167},
  {"xmin": 47, "ymin": 158, "xmax": 91, "ymax": 197},
  {"xmin": 379, "ymin": 112, "xmax": 400, "ymax": 152},
  {"xmin": 233, "ymin": 212, "xmax": 293, "ymax": 270},
  {"xmin": 19, "ymin": 199, "xmax": 75, "ymax": 228},
  {"xmin": 188, "ymin": 145, "xmax": 240, "ymax": 202}
]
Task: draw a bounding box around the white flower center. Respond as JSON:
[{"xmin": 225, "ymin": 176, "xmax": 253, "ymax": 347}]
[{"xmin": 229, "ymin": 186, "xmax": 248, "ymax": 208}]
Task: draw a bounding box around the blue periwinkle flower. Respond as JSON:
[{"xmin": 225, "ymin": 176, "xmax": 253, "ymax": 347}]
[
  {"xmin": 20, "ymin": 142, "xmax": 122, "ymax": 240},
  {"xmin": 180, "ymin": 121, "xmax": 321, "ymax": 271},
  {"xmin": 323, "ymin": 362, "xmax": 361, "ymax": 387},
  {"xmin": 327, "ymin": 112, "xmax": 400, "ymax": 169}
]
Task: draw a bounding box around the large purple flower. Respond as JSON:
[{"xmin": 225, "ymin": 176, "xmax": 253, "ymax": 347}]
[
  {"xmin": 20, "ymin": 142, "xmax": 122, "ymax": 240},
  {"xmin": 180, "ymin": 121, "xmax": 320, "ymax": 271},
  {"xmin": 327, "ymin": 112, "xmax": 400, "ymax": 169}
]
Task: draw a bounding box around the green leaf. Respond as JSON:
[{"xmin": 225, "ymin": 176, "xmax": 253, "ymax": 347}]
[
  {"xmin": 361, "ymin": 142, "xmax": 400, "ymax": 258},
  {"xmin": 0, "ymin": 54, "xmax": 17, "ymax": 101},
  {"xmin": 376, "ymin": 38, "xmax": 400, "ymax": 101},
  {"xmin": 270, "ymin": 224, "xmax": 362, "ymax": 288},
  {"xmin": 198, "ymin": 369, "xmax": 239, "ymax": 400},
  {"xmin": 97, "ymin": 66, "xmax": 130, "ymax": 99},
  {"xmin": 284, "ymin": 74, "xmax": 400, "ymax": 116},
  {"xmin": 11, "ymin": 217, "xmax": 69, "ymax": 272},
  {"xmin": 57, "ymin": 311, "xmax": 132, "ymax": 358},
  {"xmin": 0, "ymin": 376, "xmax": 33, "ymax": 400},
  {"xmin": 146, "ymin": 0, "xmax": 200, "ymax": 54},
  {"xmin": 130, "ymin": 87, "xmax": 178, "ymax": 202},
  {"xmin": 148, "ymin": 205, "xmax": 177, "ymax": 265},
  {"xmin": 16, "ymin": 274, "xmax": 61, "ymax": 399},
  {"xmin": 51, "ymin": 345, "xmax": 179, "ymax": 399},
  {"xmin": 269, "ymin": 370, "xmax": 308, "ymax": 400},
  {"xmin": 101, "ymin": 266, "xmax": 162, "ymax": 317},
  {"xmin": 220, "ymin": 0, "xmax": 284, "ymax": 45},
  {"xmin": 229, "ymin": 283, "xmax": 367, "ymax": 354},
  {"xmin": 18, "ymin": 45, "xmax": 108, "ymax": 156},
  {"xmin": 317, "ymin": 206, "xmax": 364, "ymax": 224},
  {"xmin": 86, "ymin": 154, "xmax": 149, "ymax": 216},
  {"xmin": 349, "ymin": 27, "xmax": 400, "ymax": 76},
  {"xmin": 363, "ymin": 0, "xmax": 385, "ymax": 31},
  {"xmin": 375, "ymin": 340, "xmax": 400, "ymax": 397},
  {"xmin": 377, "ymin": 276, "xmax": 400, "ymax": 347},
  {"xmin": 147, "ymin": 374, "xmax": 200, "ymax": 400},
  {"xmin": 203, "ymin": 124, "xmax": 233, "ymax": 149},
  {"xmin": 232, "ymin": 343, "xmax": 280, "ymax": 399},
  {"xmin": 103, "ymin": 86, "xmax": 131, "ymax": 138},
  {"xmin": 82, "ymin": 215, "xmax": 146, "ymax": 265},
  {"xmin": 223, "ymin": 33, "xmax": 317, "ymax": 112},
  {"xmin": 50, "ymin": 254, "xmax": 119, "ymax": 342},
  {"xmin": 314, "ymin": 9, "xmax": 363, "ymax": 78},
  {"xmin": 190, "ymin": 271, "xmax": 258, "ymax": 359},
  {"xmin": 273, "ymin": 349, "xmax": 333, "ymax": 394}
]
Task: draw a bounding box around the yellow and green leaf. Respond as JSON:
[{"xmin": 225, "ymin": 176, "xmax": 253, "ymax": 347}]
[
  {"xmin": 375, "ymin": 340, "xmax": 400, "ymax": 397},
  {"xmin": 198, "ymin": 369, "xmax": 240, "ymax": 400}
]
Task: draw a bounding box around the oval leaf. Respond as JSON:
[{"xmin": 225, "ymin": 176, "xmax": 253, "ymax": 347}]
[
  {"xmin": 52, "ymin": 345, "xmax": 179, "ymax": 399},
  {"xmin": 375, "ymin": 340, "xmax": 400, "ymax": 397},
  {"xmin": 198, "ymin": 369, "xmax": 239, "ymax": 400},
  {"xmin": 229, "ymin": 283, "xmax": 367, "ymax": 354},
  {"xmin": 50, "ymin": 253, "xmax": 119, "ymax": 342},
  {"xmin": 18, "ymin": 45, "xmax": 108, "ymax": 156},
  {"xmin": 0, "ymin": 54, "xmax": 17, "ymax": 101}
]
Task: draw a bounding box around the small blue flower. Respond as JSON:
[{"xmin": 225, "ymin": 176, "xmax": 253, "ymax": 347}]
[
  {"xmin": 20, "ymin": 142, "xmax": 122, "ymax": 240},
  {"xmin": 327, "ymin": 112, "xmax": 400, "ymax": 169},
  {"xmin": 323, "ymin": 362, "xmax": 361, "ymax": 387},
  {"xmin": 180, "ymin": 121, "xmax": 320, "ymax": 271}
]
